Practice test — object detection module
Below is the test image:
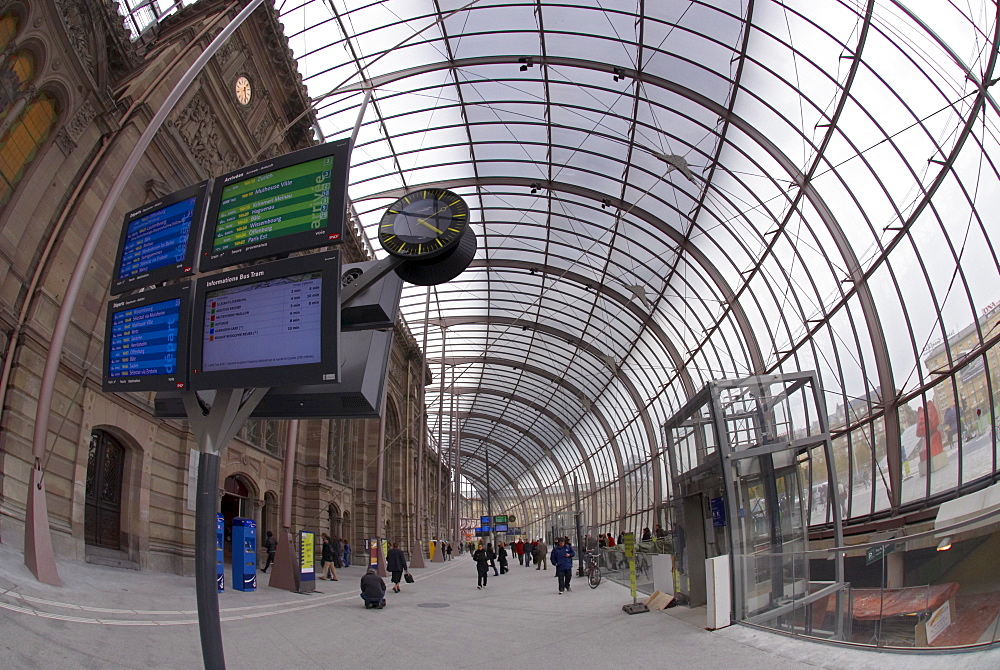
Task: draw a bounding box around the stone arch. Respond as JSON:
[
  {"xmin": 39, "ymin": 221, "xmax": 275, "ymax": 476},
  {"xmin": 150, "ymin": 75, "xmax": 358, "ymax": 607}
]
[
  {"xmin": 220, "ymin": 471, "xmax": 259, "ymax": 557},
  {"xmin": 79, "ymin": 425, "xmax": 146, "ymax": 569},
  {"xmin": 382, "ymin": 395, "xmax": 404, "ymax": 504},
  {"xmin": 261, "ymin": 490, "xmax": 278, "ymax": 544},
  {"xmin": 327, "ymin": 502, "xmax": 342, "ymax": 539}
]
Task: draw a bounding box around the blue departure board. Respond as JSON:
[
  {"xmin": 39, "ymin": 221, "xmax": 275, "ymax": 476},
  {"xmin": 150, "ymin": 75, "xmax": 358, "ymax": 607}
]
[
  {"xmin": 118, "ymin": 198, "xmax": 195, "ymax": 280},
  {"xmin": 110, "ymin": 182, "xmax": 208, "ymax": 295},
  {"xmin": 103, "ymin": 283, "xmax": 191, "ymax": 392}
]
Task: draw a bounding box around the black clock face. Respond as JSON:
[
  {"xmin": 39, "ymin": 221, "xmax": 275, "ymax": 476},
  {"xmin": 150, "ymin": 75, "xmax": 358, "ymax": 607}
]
[{"xmin": 378, "ymin": 189, "xmax": 470, "ymax": 259}]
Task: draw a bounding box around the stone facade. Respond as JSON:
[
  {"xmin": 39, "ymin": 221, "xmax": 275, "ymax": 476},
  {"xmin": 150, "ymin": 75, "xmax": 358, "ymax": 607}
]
[{"xmin": 0, "ymin": 0, "xmax": 451, "ymax": 576}]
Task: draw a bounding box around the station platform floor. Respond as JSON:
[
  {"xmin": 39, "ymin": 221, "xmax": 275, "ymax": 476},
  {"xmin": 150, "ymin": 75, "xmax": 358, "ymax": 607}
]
[{"xmin": 1, "ymin": 542, "xmax": 998, "ymax": 669}]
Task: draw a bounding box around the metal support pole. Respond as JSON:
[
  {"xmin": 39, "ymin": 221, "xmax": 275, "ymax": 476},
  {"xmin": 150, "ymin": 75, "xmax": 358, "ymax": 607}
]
[
  {"xmin": 25, "ymin": 0, "xmax": 267, "ymax": 585},
  {"xmin": 416, "ymin": 288, "xmax": 430, "ymax": 548},
  {"xmin": 574, "ymin": 475, "xmax": 584, "ymax": 577},
  {"xmin": 195, "ymin": 452, "xmax": 224, "ymax": 670},
  {"xmin": 184, "ymin": 387, "xmax": 268, "ymax": 670}
]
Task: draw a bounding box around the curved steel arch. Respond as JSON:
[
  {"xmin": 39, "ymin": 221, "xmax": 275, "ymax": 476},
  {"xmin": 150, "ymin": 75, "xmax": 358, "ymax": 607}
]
[
  {"xmin": 457, "ymin": 442, "xmax": 553, "ymax": 532},
  {"xmin": 362, "ymin": 174, "xmax": 766, "ymax": 375},
  {"xmin": 433, "ymin": 350, "xmax": 654, "ymax": 516},
  {"xmin": 450, "ymin": 386, "xmax": 605, "ymax": 521}
]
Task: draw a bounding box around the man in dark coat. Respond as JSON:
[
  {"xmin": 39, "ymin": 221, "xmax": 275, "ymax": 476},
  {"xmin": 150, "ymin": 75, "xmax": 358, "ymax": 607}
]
[
  {"xmin": 386, "ymin": 542, "xmax": 408, "ymax": 593},
  {"xmin": 360, "ymin": 569, "xmax": 386, "ymax": 609},
  {"xmin": 550, "ymin": 537, "xmax": 575, "ymax": 594}
]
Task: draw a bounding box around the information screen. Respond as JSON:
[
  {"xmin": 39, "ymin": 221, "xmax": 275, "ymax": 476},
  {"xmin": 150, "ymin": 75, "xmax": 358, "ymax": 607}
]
[
  {"xmin": 202, "ymin": 272, "xmax": 322, "ymax": 372},
  {"xmin": 102, "ymin": 283, "xmax": 191, "ymax": 391},
  {"xmin": 212, "ymin": 157, "xmax": 331, "ymax": 253},
  {"xmin": 200, "ymin": 140, "xmax": 349, "ymax": 272},
  {"xmin": 110, "ymin": 183, "xmax": 208, "ymax": 295},
  {"xmin": 189, "ymin": 252, "xmax": 341, "ymax": 390}
]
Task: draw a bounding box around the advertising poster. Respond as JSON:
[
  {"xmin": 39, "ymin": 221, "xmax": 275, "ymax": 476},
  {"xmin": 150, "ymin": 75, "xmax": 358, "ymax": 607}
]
[
  {"xmin": 298, "ymin": 530, "xmax": 316, "ymax": 594},
  {"xmin": 300, "ymin": 531, "xmax": 315, "ymax": 573}
]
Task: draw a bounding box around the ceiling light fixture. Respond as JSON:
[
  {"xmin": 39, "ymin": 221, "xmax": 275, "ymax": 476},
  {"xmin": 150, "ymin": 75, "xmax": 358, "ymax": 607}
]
[
  {"xmin": 936, "ymin": 537, "xmax": 952, "ymax": 551},
  {"xmin": 530, "ymin": 182, "xmax": 541, "ymax": 194},
  {"xmin": 612, "ymin": 67, "xmax": 626, "ymax": 82},
  {"xmin": 518, "ymin": 57, "xmax": 534, "ymax": 71}
]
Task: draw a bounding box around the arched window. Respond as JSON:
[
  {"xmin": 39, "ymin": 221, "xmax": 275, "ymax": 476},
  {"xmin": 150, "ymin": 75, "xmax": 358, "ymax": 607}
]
[
  {"xmin": 0, "ymin": 50, "xmax": 32, "ymax": 116},
  {"xmin": 0, "ymin": 13, "xmax": 18, "ymax": 51},
  {"xmin": 0, "ymin": 42, "xmax": 57, "ymax": 207}
]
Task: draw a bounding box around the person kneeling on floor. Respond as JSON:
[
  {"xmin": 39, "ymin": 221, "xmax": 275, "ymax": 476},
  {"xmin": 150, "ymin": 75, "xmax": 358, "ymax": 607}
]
[{"xmin": 360, "ymin": 569, "xmax": 386, "ymax": 609}]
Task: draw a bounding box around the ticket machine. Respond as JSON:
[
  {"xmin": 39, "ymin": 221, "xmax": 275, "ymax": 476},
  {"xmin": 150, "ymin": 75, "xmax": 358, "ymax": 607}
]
[{"xmin": 231, "ymin": 517, "xmax": 257, "ymax": 591}]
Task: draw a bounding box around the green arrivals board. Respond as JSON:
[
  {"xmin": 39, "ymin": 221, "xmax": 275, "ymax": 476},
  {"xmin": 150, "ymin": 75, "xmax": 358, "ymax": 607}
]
[{"xmin": 212, "ymin": 155, "xmax": 333, "ymax": 252}]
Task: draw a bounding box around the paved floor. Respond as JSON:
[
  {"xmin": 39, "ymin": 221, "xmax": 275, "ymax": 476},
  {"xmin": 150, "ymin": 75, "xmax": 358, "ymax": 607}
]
[{"xmin": 1, "ymin": 542, "xmax": 998, "ymax": 669}]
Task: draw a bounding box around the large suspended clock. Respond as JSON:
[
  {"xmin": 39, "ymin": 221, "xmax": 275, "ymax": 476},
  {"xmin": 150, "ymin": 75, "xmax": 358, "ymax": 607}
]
[{"xmin": 378, "ymin": 188, "xmax": 470, "ymax": 260}]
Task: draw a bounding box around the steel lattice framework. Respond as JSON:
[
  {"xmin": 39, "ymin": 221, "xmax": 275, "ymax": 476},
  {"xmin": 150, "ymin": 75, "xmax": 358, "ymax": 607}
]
[{"xmin": 121, "ymin": 0, "xmax": 1000, "ymax": 535}]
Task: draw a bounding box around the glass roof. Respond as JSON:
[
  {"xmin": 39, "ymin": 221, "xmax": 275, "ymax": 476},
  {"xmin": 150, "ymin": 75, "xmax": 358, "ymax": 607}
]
[{"xmin": 125, "ymin": 0, "xmax": 1000, "ymax": 529}]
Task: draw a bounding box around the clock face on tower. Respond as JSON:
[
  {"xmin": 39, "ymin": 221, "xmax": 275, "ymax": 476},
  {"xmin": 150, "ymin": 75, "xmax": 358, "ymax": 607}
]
[
  {"xmin": 378, "ymin": 188, "xmax": 470, "ymax": 260},
  {"xmin": 235, "ymin": 76, "xmax": 252, "ymax": 105}
]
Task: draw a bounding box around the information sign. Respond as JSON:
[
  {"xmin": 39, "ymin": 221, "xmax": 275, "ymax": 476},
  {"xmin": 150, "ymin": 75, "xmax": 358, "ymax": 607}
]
[
  {"xmin": 710, "ymin": 496, "xmax": 727, "ymax": 527},
  {"xmin": 624, "ymin": 532, "xmax": 637, "ymax": 599},
  {"xmin": 202, "ymin": 272, "xmax": 322, "ymax": 372},
  {"xmin": 623, "ymin": 532, "xmax": 635, "ymax": 558},
  {"xmin": 494, "ymin": 515, "xmax": 508, "ymax": 524},
  {"xmin": 103, "ymin": 283, "xmax": 191, "ymax": 392},
  {"xmin": 189, "ymin": 253, "xmax": 341, "ymax": 391},
  {"xmin": 495, "ymin": 523, "xmax": 508, "ymax": 532},
  {"xmin": 865, "ymin": 542, "xmax": 896, "ymax": 565},
  {"xmin": 200, "ymin": 140, "xmax": 349, "ymax": 271},
  {"xmin": 110, "ymin": 182, "xmax": 207, "ymax": 295},
  {"xmin": 298, "ymin": 530, "xmax": 316, "ymax": 594},
  {"xmin": 480, "ymin": 516, "xmax": 490, "ymax": 525}
]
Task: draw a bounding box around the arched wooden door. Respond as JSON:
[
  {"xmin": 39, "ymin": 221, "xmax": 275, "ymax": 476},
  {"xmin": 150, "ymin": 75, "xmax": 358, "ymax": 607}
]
[{"xmin": 85, "ymin": 430, "xmax": 125, "ymax": 550}]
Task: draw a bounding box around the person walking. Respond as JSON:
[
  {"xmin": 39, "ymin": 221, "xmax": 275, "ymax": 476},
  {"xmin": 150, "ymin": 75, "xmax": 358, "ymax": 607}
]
[
  {"xmin": 473, "ymin": 543, "xmax": 490, "ymax": 589},
  {"xmin": 342, "ymin": 539, "xmax": 351, "ymax": 567},
  {"xmin": 446, "ymin": 543, "xmax": 453, "ymax": 561},
  {"xmin": 534, "ymin": 538, "xmax": 547, "ymax": 570},
  {"xmin": 386, "ymin": 542, "xmax": 408, "ymax": 593},
  {"xmin": 486, "ymin": 542, "xmax": 499, "ymax": 576},
  {"xmin": 497, "ymin": 542, "xmax": 509, "ymax": 574},
  {"xmin": 360, "ymin": 569, "xmax": 386, "ymax": 609},
  {"xmin": 524, "ymin": 538, "xmax": 535, "ymax": 567},
  {"xmin": 261, "ymin": 530, "xmax": 276, "ymax": 573},
  {"xmin": 551, "ymin": 537, "xmax": 575, "ymax": 594},
  {"xmin": 515, "ymin": 539, "xmax": 525, "ymax": 566},
  {"xmin": 320, "ymin": 533, "xmax": 339, "ymax": 580}
]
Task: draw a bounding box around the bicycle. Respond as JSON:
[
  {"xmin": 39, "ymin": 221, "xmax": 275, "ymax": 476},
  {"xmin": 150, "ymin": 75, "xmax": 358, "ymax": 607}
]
[{"xmin": 584, "ymin": 552, "xmax": 601, "ymax": 588}]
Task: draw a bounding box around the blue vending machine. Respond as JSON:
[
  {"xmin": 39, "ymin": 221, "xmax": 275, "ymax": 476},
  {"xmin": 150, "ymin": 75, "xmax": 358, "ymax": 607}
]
[
  {"xmin": 231, "ymin": 517, "xmax": 257, "ymax": 591},
  {"xmin": 216, "ymin": 513, "xmax": 225, "ymax": 592}
]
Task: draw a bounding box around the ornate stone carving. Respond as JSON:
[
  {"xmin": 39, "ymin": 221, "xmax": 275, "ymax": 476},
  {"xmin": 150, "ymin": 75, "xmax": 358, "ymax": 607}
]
[
  {"xmin": 53, "ymin": 100, "xmax": 97, "ymax": 156},
  {"xmin": 55, "ymin": 128, "xmax": 76, "ymax": 155},
  {"xmin": 173, "ymin": 92, "xmax": 232, "ymax": 175},
  {"xmin": 55, "ymin": 0, "xmax": 93, "ymax": 73},
  {"xmin": 214, "ymin": 30, "xmax": 245, "ymax": 67},
  {"xmin": 65, "ymin": 100, "xmax": 96, "ymax": 142}
]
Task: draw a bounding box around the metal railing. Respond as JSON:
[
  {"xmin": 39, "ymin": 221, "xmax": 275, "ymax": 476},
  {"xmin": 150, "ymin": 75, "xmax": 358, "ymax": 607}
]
[{"xmin": 738, "ymin": 505, "xmax": 1000, "ymax": 650}]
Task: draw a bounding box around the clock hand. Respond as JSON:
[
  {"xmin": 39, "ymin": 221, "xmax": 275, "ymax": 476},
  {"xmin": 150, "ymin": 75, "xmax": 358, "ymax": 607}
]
[{"xmin": 414, "ymin": 204, "xmax": 450, "ymax": 234}]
